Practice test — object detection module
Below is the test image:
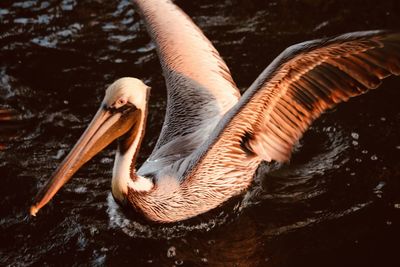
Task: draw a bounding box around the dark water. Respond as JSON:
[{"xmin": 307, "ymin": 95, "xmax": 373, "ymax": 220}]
[{"xmin": 1, "ymin": 0, "xmax": 400, "ymax": 266}]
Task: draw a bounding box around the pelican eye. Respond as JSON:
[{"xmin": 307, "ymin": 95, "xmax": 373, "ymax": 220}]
[
  {"xmin": 117, "ymin": 99, "xmax": 127, "ymax": 106},
  {"xmin": 107, "ymin": 102, "xmax": 134, "ymax": 114},
  {"xmin": 118, "ymin": 103, "xmax": 134, "ymax": 113}
]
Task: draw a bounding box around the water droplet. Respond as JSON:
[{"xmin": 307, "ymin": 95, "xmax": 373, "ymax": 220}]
[
  {"xmin": 370, "ymin": 155, "xmax": 378, "ymax": 161},
  {"xmin": 201, "ymin": 258, "xmax": 208, "ymax": 263},
  {"xmin": 345, "ymin": 167, "xmax": 351, "ymax": 172},
  {"xmin": 374, "ymin": 181, "xmax": 386, "ymax": 191},
  {"xmin": 100, "ymin": 157, "xmax": 113, "ymax": 164},
  {"xmin": 52, "ymin": 149, "xmax": 65, "ymax": 159},
  {"xmin": 175, "ymin": 259, "xmax": 184, "ymax": 266},
  {"xmin": 63, "ymin": 100, "xmax": 69, "ymax": 104},
  {"xmin": 61, "ymin": 0, "xmax": 76, "ymax": 11},
  {"xmin": 386, "ymin": 221, "xmax": 392, "ymax": 226},
  {"xmin": 314, "ymin": 21, "xmax": 329, "ymax": 31},
  {"xmin": 77, "ymin": 235, "xmax": 88, "ymax": 249},
  {"xmin": 93, "ymin": 254, "xmax": 106, "ymax": 266},
  {"xmin": 167, "ymin": 246, "xmax": 176, "ymax": 258},
  {"xmin": 15, "ymin": 1, "xmax": 37, "ymax": 8},
  {"xmin": 102, "ymin": 22, "xmax": 118, "ymax": 31},
  {"xmin": 351, "ymin": 132, "xmax": 359, "ymax": 139},
  {"xmin": 380, "ymin": 117, "xmax": 386, "ymax": 121},
  {"xmin": 74, "ymin": 186, "xmax": 87, "ymax": 193},
  {"xmin": 194, "ymin": 249, "xmax": 200, "ymax": 254},
  {"xmin": 362, "ymin": 150, "xmax": 368, "ymax": 154},
  {"xmin": 207, "ymin": 239, "xmax": 215, "ymax": 245},
  {"xmin": 394, "ymin": 204, "xmax": 400, "ymax": 209},
  {"xmin": 0, "ymin": 9, "xmax": 9, "ymax": 15},
  {"xmin": 396, "ymin": 146, "xmax": 400, "ymax": 150},
  {"xmin": 350, "ymin": 172, "xmax": 356, "ymax": 176},
  {"xmin": 355, "ymin": 158, "xmax": 362, "ymax": 163}
]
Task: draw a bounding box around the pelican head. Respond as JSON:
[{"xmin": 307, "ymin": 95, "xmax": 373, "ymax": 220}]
[{"xmin": 30, "ymin": 77, "xmax": 150, "ymax": 216}]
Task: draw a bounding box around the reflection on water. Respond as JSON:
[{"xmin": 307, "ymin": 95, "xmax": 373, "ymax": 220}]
[{"xmin": 1, "ymin": 0, "xmax": 400, "ymax": 266}]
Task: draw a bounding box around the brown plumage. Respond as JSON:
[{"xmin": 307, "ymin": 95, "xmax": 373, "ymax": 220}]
[
  {"xmin": 30, "ymin": 0, "xmax": 400, "ymax": 223},
  {"xmin": 127, "ymin": 31, "xmax": 400, "ymax": 222}
]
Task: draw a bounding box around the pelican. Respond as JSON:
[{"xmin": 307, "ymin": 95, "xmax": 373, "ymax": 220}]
[{"xmin": 30, "ymin": 0, "xmax": 400, "ymax": 223}]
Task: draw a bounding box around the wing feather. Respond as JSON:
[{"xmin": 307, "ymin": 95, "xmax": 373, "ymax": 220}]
[
  {"xmin": 182, "ymin": 31, "xmax": 400, "ymax": 180},
  {"xmin": 249, "ymin": 31, "xmax": 400, "ymax": 162},
  {"xmin": 133, "ymin": 0, "xmax": 240, "ymax": 160}
]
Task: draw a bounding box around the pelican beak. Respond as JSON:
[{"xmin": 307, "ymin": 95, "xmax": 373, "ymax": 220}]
[{"xmin": 30, "ymin": 103, "xmax": 140, "ymax": 216}]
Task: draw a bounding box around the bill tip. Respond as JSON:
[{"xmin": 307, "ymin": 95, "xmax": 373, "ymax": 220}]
[{"xmin": 30, "ymin": 205, "xmax": 38, "ymax": 216}]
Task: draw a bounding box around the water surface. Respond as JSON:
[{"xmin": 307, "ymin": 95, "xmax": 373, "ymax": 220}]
[{"xmin": 1, "ymin": 0, "xmax": 400, "ymax": 266}]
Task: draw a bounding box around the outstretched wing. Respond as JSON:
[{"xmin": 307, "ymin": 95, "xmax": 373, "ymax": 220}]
[
  {"xmin": 133, "ymin": 0, "xmax": 240, "ymax": 162},
  {"xmin": 182, "ymin": 31, "xmax": 399, "ymax": 180}
]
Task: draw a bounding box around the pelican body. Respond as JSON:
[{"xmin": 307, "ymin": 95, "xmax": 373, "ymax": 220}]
[{"xmin": 31, "ymin": 0, "xmax": 400, "ymax": 222}]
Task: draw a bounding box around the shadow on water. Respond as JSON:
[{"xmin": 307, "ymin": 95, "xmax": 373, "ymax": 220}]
[{"xmin": 1, "ymin": 0, "xmax": 400, "ymax": 266}]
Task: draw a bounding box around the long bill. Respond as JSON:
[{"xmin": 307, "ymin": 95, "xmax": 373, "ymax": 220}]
[{"xmin": 30, "ymin": 104, "xmax": 140, "ymax": 216}]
